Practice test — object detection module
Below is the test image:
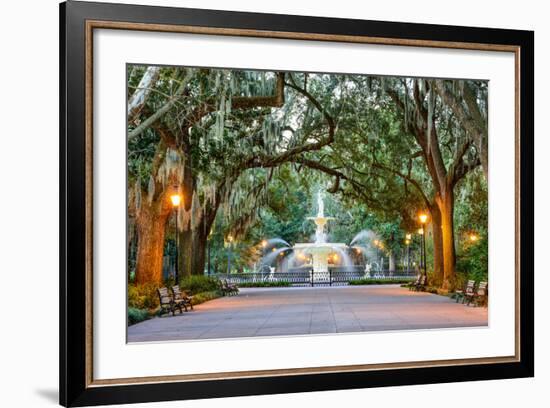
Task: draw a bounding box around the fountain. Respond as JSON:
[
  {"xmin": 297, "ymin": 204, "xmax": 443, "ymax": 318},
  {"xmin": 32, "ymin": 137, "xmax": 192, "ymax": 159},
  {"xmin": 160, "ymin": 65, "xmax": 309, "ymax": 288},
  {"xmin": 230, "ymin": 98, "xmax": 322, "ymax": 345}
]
[{"xmin": 292, "ymin": 191, "xmax": 350, "ymax": 276}]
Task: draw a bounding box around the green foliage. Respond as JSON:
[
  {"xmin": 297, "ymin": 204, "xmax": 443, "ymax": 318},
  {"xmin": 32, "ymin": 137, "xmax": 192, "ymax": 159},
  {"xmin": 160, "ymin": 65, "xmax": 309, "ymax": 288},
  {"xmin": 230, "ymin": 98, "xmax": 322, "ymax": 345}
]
[
  {"xmin": 128, "ymin": 283, "xmax": 160, "ymax": 310},
  {"xmin": 456, "ymin": 235, "xmax": 488, "ymax": 283},
  {"xmin": 348, "ymin": 279, "xmax": 414, "ymax": 285},
  {"xmin": 128, "ymin": 307, "xmax": 150, "ymax": 326},
  {"xmin": 238, "ymin": 281, "xmax": 291, "ymax": 287},
  {"xmin": 126, "ymin": 65, "xmax": 489, "ymax": 289},
  {"xmin": 179, "ymin": 275, "xmax": 221, "ymax": 295},
  {"xmin": 455, "ymin": 169, "xmax": 488, "ymax": 285},
  {"xmin": 191, "ymin": 290, "xmax": 223, "ymax": 305}
]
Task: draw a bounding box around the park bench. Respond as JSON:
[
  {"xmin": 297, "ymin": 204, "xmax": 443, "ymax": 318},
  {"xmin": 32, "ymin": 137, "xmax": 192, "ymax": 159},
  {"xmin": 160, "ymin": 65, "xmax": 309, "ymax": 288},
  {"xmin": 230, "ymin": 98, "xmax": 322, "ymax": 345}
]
[
  {"xmin": 157, "ymin": 287, "xmax": 175, "ymax": 316},
  {"xmin": 412, "ymin": 274, "xmax": 427, "ymax": 291},
  {"xmin": 171, "ymin": 285, "xmax": 194, "ymax": 313},
  {"xmin": 407, "ymin": 275, "xmax": 422, "ymax": 291},
  {"xmin": 221, "ymin": 279, "xmax": 239, "ymax": 296},
  {"xmin": 465, "ymin": 281, "xmax": 488, "ymax": 306},
  {"xmin": 454, "ymin": 280, "xmax": 476, "ymax": 303}
]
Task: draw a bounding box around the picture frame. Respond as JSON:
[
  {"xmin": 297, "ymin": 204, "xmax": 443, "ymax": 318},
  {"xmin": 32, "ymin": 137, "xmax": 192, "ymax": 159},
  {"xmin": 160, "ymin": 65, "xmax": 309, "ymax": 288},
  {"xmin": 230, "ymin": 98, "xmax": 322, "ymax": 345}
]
[{"xmin": 59, "ymin": 0, "xmax": 534, "ymax": 406}]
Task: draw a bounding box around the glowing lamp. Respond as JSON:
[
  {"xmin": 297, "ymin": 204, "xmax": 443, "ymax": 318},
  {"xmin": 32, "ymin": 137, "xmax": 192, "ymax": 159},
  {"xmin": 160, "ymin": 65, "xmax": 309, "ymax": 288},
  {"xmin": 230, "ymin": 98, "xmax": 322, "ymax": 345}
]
[{"xmin": 170, "ymin": 194, "xmax": 182, "ymax": 207}]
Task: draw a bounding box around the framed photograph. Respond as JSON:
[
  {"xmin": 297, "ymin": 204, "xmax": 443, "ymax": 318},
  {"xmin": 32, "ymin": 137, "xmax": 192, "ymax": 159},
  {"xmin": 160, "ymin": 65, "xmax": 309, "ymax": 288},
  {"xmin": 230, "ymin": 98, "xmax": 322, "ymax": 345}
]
[{"xmin": 60, "ymin": 1, "xmax": 534, "ymax": 406}]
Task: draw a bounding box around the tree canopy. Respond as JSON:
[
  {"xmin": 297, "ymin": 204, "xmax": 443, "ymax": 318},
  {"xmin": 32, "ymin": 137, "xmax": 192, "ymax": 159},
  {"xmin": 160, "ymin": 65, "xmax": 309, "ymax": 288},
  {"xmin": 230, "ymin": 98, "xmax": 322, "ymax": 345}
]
[{"xmin": 127, "ymin": 65, "xmax": 488, "ymax": 289}]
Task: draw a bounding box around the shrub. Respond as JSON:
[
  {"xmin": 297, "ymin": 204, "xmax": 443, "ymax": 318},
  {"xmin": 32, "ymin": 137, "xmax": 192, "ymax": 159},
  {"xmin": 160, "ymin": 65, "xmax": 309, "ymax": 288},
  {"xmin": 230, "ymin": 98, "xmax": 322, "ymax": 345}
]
[
  {"xmin": 238, "ymin": 281, "xmax": 291, "ymax": 288},
  {"xmin": 128, "ymin": 282, "xmax": 160, "ymax": 309},
  {"xmin": 456, "ymin": 236, "xmax": 488, "ymax": 283},
  {"xmin": 128, "ymin": 307, "xmax": 150, "ymax": 325},
  {"xmin": 348, "ymin": 279, "xmax": 413, "ymax": 286},
  {"xmin": 191, "ymin": 290, "xmax": 222, "ymax": 305},
  {"xmin": 179, "ymin": 275, "xmax": 220, "ymax": 295},
  {"xmin": 427, "ymin": 271, "xmax": 443, "ymax": 288}
]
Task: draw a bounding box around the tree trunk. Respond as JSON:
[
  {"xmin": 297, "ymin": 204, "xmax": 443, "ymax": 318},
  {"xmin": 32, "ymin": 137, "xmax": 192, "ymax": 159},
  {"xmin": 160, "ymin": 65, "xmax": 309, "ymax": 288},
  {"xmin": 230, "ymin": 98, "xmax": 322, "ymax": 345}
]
[
  {"xmin": 388, "ymin": 252, "xmax": 396, "ymax": 274},
  {"xmin": 436, "ymin": 188, "xmax": 456, "ymax": 290},
  {"xmin": 179, "ymin": 230, "xmax": 194, "ymax": 278},
  {"xmin": 135, "ymin": 199, "xmax": 170, "ymax": 285},
  {"xmin": 430, "ymin": 205, "xmax": 444, "ymax": 285},
  {"xmin": 191, "ymin": 228, "xmax": 208, "ymax": 275},
  {"xmin": 177, "ymin": 152, "xmax": 196, "ymax": 278},
  {"xmin": 178, "ymin": 200, "xmax": 218, "ymax": 278},
  {"xmin": 127, "ymin": 66, "xmax": 161, "ymax": 123}
]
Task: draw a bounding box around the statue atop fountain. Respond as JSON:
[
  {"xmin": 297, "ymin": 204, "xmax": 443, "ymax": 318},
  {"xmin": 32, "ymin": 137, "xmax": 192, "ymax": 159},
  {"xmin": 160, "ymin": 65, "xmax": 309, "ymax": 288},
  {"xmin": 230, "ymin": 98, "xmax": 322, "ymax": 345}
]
[
  {"xmin": 293, "ymin": 190, "xmax": 349, "ymax": 276},
  {"xmin": 307, "ymin": 191, "xmax": 334, "ymax": 244}
]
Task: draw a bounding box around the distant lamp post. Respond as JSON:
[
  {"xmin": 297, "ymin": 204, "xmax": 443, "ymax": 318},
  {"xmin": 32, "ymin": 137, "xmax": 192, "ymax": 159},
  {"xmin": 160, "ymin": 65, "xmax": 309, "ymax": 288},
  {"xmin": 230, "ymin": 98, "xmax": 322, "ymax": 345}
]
[
  {"xmin": 418, "ymin": 213, "xmax": 428, "ymax": 277},
  {"xmin": 207, "ymin": 229, "xmax": 213, "ymax": 276},
  {"xmin": 226, "ymin": 235, "xmax": 234, "ymax": 275},
  {"xmin": 469, "ymin": 233, "xmax": 479, "ymax": 242},
  {"xmin": 372, "ymin": 239, "xmax": 383, "ymax": 272},
  {"xmin": 405, "ymin": 234, "xmax": 411, "ymax": 273},
  {"xmin": 355, "ymin": 247, "xmax": 361, "ymax": 266},
  {"xmin": 261, "ymin": 239, "xmax": 268, "ymax": 260},
  {"xmin": 170, "ymin": 193, "xmax": 182, "ymax": 283}
]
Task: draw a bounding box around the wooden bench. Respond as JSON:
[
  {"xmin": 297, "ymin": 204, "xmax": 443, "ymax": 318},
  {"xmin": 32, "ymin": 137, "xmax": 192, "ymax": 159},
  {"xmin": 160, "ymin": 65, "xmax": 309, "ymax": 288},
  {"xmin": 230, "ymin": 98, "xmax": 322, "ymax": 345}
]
[
  {"xmin": 412, "ymin": 275, "xmax": 427, "ymax": 291},
  {"xmin": 455, "ymin": 280, "xmax": 476, "ymax": 303},
  {"xmin": 407, "ymin": 275, "xmax": 422, "ymax": 291},
  {"xmin": 465, "ymin": 281, "xmax": 488, "ymax": 306},
  {"xmin": 171, "ymin": 285, "xmax": 194, "ymax": 313},
  {"xmin": 157, "ymin": 287, "xmax": 175, "ymax": 316},
  {"xmin": 220, "ymin": 279, "xmax": 239, "ymax": 296}
]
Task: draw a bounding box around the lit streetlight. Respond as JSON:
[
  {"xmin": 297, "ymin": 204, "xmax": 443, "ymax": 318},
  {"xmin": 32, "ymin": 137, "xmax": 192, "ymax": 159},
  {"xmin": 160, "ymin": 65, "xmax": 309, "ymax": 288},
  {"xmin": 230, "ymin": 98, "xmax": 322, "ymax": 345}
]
[
  {"xmin": 418, "ymin": 212, "xmax": 428, "ymax": 278},
  {"xmin": 226, "ymin": 234, "xmax": 234, "ymax": 275},
  {"xmin": 405, "ymin": 236, "xmax": 411, "ymax": 273},
  {"xmin": 170, "ymin": 193, "xmax": 182, "ymax": 283},
  {"xmin": 372, "ymin": 239, "xmax": 383, "ymax": 272},
  {"xmin": 207, "ymin": 228, "xmax": 213, "ymax": 276}
]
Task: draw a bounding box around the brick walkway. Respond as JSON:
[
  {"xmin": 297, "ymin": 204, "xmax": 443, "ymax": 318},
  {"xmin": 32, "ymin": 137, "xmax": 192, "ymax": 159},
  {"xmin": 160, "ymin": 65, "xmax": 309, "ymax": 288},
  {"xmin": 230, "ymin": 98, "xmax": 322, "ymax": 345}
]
[{"xmin": 128, "ymin": 285, "xmax": 488, "ymax": 342}]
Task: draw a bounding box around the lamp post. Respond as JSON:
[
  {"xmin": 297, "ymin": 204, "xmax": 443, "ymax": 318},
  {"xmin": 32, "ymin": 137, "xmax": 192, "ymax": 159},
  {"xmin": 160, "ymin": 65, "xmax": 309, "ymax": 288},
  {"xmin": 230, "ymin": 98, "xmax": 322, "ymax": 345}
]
[
  {"xmin": 260, "ymin": 239, "xmax": 268, "ymax": 275},
  {"xmin": 405, "ymin": 233, "xmax": 412, "ymax": 273},
  {"xmin": 261, "ymin": 240, "xmax": 267, "ymax": 258},
  {"xmin": 418, "ymin": 213, "xmax": 428, "ymax": 277},
  {"xmin": 373, "ymin": 239, "xmax": 380, "ymax": 272},
  {"xmin": 207, "ymin": 237, "xmax": 211, "ymax": 276},
  {"xmin": 226, "ymin": 235, "xmax": 234, "ymax": 275},
  {"xmin": 378, "ymin": 242, "xmax": 384, "ymax": 272},
  {"xmin": 170, "ymin": 193, "xmax": 182, "ymax": 283},
  {"xmin": 417, "ymin": 228, "xmax": 424, "ymax": 275}
]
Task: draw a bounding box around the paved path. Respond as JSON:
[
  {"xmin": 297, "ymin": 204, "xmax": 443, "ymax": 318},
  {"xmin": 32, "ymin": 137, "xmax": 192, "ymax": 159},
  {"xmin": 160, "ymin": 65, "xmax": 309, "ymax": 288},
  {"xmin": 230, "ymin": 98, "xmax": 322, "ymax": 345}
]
[{"xmin": 128, "ymin": 285, "xmax": 488, "ymax": 342}]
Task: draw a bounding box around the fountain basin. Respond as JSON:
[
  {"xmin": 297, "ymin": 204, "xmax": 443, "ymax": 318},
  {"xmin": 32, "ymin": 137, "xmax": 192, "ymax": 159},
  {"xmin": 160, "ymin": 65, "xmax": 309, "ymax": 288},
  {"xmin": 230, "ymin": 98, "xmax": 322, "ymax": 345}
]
[{"xmin": 293, "ymin": 242, "xmax": 348, "ymax": 273}]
